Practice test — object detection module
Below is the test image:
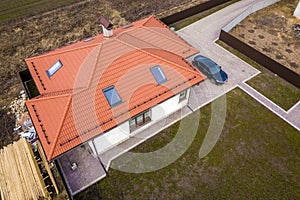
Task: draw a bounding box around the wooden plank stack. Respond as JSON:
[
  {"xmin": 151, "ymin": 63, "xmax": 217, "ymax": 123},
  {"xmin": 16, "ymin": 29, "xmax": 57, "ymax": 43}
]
[
  {"xmin": 36, "ymin": 141, "xmax": 59, "ymax": 195},
  {"xmin": 0, "ymin": 138, "xmax": 49, "ymax": 200}
]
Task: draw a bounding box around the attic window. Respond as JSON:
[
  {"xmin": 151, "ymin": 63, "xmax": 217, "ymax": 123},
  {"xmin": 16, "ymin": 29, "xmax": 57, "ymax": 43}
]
[
  {"xmin": 150, "ymin": 65, "xmax": 167, "ymax": 84},
  {"xmin": 103, "ymin": 86, "xmax": 122, "ymax": 107},
  {"xmin": 83, "ymin": 37, "xmax": 95, "ymax": 42},
  {"xmin": 46, "ymin": 60, "xmax": 63, "ymax": 78},
  {"xmin": 122, "ymin": 24, "xmax": 133, "ymax": 29}
]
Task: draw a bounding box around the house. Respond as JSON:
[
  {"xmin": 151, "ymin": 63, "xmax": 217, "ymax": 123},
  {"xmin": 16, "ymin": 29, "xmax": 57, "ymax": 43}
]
[{"xmin": 23, "ymin": 15, "xmax": 205, "ymax": 162}]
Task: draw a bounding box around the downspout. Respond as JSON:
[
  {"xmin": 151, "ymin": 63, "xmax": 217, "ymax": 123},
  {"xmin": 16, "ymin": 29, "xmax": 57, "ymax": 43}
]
[{"xmin": 186, "ymin": 88, "xmax": 194, "ymax": 113}]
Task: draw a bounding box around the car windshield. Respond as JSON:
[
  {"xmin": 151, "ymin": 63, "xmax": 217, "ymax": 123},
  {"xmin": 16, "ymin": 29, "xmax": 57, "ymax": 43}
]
[{"xmin": 200, "ymin": 59, "xmax": 220, "ymax": 74}]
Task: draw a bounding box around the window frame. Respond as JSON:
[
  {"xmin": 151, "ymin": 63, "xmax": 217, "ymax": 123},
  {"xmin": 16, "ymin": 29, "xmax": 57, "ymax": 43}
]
[
  {"xmin": 179, "ymin": 90, "xmax": 187, "ymax": 102},
  {"xmin": 46, "ymin": 60, "xmax": 63, "ymax": 78},
  {"xmin": 103, "ymin": 85, "xmax": 122, "ymax": 107},
  {"xmin": 129, "ymin": 110, "xmax": 151, "ymax": 131},
  {"xmin": 150, "ymin": 65, "xmax": 167, "ymax": 84}
]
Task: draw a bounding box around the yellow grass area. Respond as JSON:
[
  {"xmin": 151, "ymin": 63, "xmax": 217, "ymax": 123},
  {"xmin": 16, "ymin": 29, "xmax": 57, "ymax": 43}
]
[{"xmin": 230, "ymin": 0, "xmax": 300, "ymax": 74}]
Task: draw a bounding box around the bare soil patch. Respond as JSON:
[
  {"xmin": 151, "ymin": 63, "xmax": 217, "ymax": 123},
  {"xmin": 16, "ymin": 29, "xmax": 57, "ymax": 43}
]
[
  {"xmin": 230, "ymin": 0, "xmax": 300, "ymax": 74},
  {"xmin": 106, "ymin": 0, "xmax": 209, "ymax": 21}
]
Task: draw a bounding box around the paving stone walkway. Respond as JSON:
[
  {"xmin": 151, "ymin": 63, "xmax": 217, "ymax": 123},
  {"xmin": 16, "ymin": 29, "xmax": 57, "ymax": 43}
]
[{"xmin": 239, "ymin": 82, "xmax": 300, "ymax": 131}]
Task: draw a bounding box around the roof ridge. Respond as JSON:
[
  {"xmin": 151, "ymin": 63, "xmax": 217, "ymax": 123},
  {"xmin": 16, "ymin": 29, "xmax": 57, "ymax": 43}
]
[
  {"xmin": 142, "ymin": 26, "xmax": 194, "ymax": 54},
  {"xmin": 120, "ymin": 31, "xmax": 161, "ymax": 50},
  {"xmin": 25, "ymin": 17, "xmax": 153, "ymax": 62},
  {"xmin": 85, "ymin": 43, "xmax": 104, "ymax": 89},
  {"xmin": 142, "ymin": 15, "xmax": 155, "ymax": 26},
  {"xmin": 48, "ymin": 95, "xmax": 72, "ymax": 159},
  {"xmin": 142, "ymin": 15, "xmax": 169, "ymax": 29},
  {"xmin": 38, "ymin": 89, "xmax": 74, "ymax": 97},
  {"xmin": 115, "ymin": 37, "xmax": 201, "ymax": 76},
  {"xmin": 27, "ymin": 93, "xmax": 72, "ymax": 103},
  {"xmin": 70, "ymin": 43, "xmax": 105, "ymax": 97}
]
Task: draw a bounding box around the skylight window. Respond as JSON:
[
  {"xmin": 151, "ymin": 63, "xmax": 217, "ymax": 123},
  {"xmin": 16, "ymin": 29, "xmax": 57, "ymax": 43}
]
[
  {"xmin": 150, "ymin": 65, "xmax": 167, "ymax": 84},
  {"xmin": 122, "ymin": 24, "xmax": 133, "ymax": 29},
  {"xmin": 46, "ymin": 60, "xmax": 63, "ymax": 78},
  {"xmin": 83, "ymin": 37, "xmax": 95, "ymax": 42},
  {"xmin": 103, "ymin": 86, "xmax": 122, "ymax": 107}
]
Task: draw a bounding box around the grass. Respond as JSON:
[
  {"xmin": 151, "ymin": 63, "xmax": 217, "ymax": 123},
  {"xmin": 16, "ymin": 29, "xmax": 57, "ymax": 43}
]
[
  {"xmin": 51, "ymin": 163, "xmax": 69, "ymax": 200},
  {"xmin": 217, "ymin": 40, "xmax": 300, "ymax": 111},
  {"xmin": 0, "ymin": 0, "xmax": 82, "ymax": 24},
  {"xmin": 75, "ymin": 88, "xmax": 300, "ymax": 199},
  {"xmin": 170, "ymin": 0, "xmax": 241, "ymax": 30},
  {"xmin": 1, "ymin": 0, "xmax": 299, "ymax": 198}
]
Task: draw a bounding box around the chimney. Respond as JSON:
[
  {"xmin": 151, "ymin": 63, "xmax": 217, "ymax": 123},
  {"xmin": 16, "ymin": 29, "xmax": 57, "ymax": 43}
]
[{"xmin": 100, "ymin": 17, "xmax": 114, "ymax": 37}]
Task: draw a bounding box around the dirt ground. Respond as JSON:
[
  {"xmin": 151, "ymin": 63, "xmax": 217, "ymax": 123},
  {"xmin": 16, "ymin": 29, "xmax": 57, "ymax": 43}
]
[
  {"xmin": 107, "ymin": 0, "xmax": 209, "ymax": 21},
  {"xmin": 0, "ymin": 0, "xmax": 208, "ymax": 107},
  {"xmin": 230, "ymin": 0, "xmax": 300, "ymax": 75}
]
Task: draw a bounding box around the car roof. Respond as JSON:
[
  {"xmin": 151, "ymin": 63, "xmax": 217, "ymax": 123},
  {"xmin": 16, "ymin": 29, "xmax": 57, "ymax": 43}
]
[
  {"xmin": 194, "ymin": 55, "xmax": 206, "ymax": 62},
  {"xmin": 194, "ymin": 55, "xmax": 218, "ymax": 68}
]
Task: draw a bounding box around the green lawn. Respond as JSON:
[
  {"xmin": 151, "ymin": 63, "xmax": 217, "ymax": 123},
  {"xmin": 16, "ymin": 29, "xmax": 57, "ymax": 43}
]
[
  {"xmin": 0, "ymin": 0, "xmax": 81, "ymax": 24},
  {"xmin": 75, "ymin": 88, "xmax": 300, "ymax": 199},
  {"xmin": 217, "ymin": 40, "xmax": 300, "ymax": 111}
]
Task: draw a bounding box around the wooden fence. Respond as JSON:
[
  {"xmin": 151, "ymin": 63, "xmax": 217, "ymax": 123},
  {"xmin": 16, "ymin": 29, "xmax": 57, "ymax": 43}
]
[
  {"xmin": 160, "ymin": 0, "xmax": 231, "ymax": 25},
  {"xmin": 219, "ymin": 30, "xmax": 300, "ymax": 88}
]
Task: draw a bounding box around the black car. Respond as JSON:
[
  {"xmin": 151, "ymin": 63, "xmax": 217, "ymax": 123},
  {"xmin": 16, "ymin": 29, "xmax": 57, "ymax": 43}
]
[{"xmin": 192, "ymin": 55, "xmax": 228, "ymax": 85}]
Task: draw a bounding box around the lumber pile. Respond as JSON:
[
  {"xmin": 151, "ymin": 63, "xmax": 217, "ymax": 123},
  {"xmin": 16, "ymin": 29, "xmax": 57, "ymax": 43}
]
[
  {"xmin": 0, "ymin": 138, "xmax": 49, "ymax": 200},
  {"xmin": 36, "ymin": 141, "xmax": 59, "ymax": 195}
]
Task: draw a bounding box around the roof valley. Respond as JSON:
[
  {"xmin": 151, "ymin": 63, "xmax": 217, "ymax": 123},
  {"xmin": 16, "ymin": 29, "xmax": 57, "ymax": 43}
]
[{"xmin": 115, "ymin": 36, "xmax": 200, "ymax": 76}]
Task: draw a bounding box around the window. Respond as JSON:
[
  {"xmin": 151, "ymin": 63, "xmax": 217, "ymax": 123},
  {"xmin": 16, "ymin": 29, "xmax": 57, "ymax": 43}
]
[
  {"xmin": 122, "ymin": 24, "xmax": 133, "ymax": 29},
  {"xmin": 179, "ymin": 90, "xmax": 187, "ymax": 101},
  {"xmin": 83, "ymin": 37, "xmax": 95, "ymax": 42},
  {"xmin": 129, "ymin": 110, "xmax": 151, "ymax": 131},
  {"xmin": 150, "ymin": 65, "xmax": 167, "ymax": 84},
  {"xmin": 46, "ymin": 60, "xmax": 63, "ymax": 78},
  {"xmin": 103, "ymin": 86, "xmax": 122, "ymax": 107}
]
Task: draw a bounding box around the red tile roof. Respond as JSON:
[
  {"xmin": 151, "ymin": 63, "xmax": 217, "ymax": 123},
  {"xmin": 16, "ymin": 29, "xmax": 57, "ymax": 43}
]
[{"xmin": 25, "ymin": 16, "xmax": 205, "ymax": 160}]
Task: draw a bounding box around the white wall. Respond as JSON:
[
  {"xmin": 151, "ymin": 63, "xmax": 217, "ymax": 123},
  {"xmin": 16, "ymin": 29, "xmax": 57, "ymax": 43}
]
[
  {"xmin": 88, "ymin": 88, "xmax": 191, "ymax": 154},
  {"xmin": 151, "ymin": 89, "xmax": 190, "ymax": 122},
  {"xmin": 88, "ymin": 122, "xmax": 130, "ymax": 154}
]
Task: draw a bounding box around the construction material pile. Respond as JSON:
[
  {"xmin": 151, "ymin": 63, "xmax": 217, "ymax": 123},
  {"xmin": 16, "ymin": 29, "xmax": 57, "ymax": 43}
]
[{"xmin": 8, "ymin": 90, "xmax": 37, "ymax": 144}]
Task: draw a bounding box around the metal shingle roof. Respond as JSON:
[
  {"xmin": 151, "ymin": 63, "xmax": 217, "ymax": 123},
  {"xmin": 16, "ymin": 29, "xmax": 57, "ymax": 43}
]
[{"xmin": 25, "ymin": 16, "xmax": 205, "ymax": 160}]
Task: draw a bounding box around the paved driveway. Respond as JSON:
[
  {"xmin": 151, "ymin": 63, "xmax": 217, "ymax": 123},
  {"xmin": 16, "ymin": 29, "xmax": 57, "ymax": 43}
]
[
  {"xmin": 178, "ymin": 0, "xmax": 260, "ymax": 93},
  {"xmin": 177, "ymin": 0, "xmax": 300, "ymax": 131}
]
